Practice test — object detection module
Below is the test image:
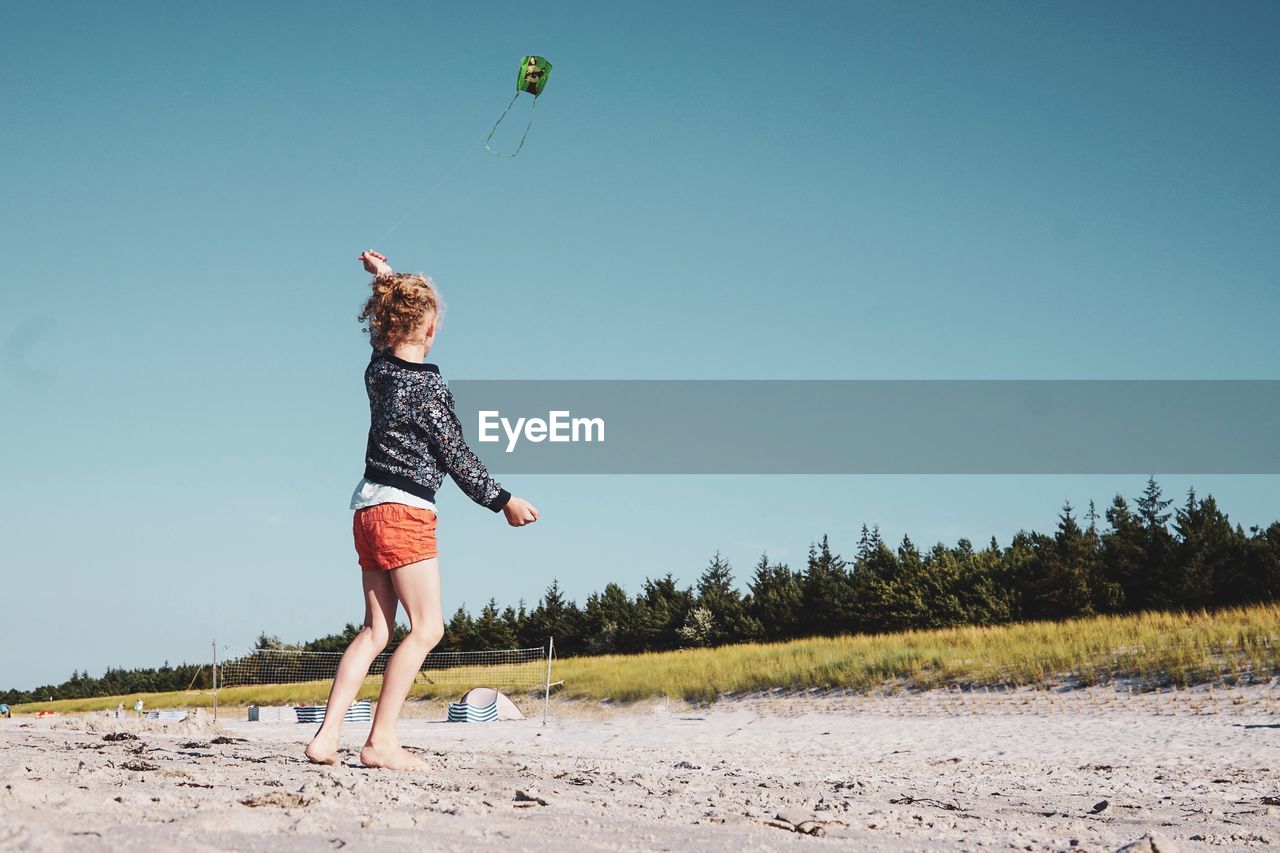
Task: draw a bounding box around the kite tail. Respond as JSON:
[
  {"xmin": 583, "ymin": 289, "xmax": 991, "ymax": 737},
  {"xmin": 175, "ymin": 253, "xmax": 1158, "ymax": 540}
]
[{"xmin": 485, "ymin": 92, "xmax": 538, "ymax": 158}]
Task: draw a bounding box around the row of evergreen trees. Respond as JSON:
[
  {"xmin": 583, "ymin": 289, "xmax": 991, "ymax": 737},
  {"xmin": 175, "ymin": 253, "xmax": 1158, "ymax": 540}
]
[
  {"xmin": 427, "ymin": 480, "xmax": 1279, "ymax": 656},
  {"xmin": 6, "ymin": 480, "xmax": 1277, "ymax": 704},
  {"xmin": 1, "ymin": 662, "xmax": 209, "ymax": 706}
]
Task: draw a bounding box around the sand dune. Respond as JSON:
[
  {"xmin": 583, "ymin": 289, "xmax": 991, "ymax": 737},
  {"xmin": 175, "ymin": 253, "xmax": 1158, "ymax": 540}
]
[{"xmin": 2, "ymin": 683, "xmax": 1278, "ymax": 851}]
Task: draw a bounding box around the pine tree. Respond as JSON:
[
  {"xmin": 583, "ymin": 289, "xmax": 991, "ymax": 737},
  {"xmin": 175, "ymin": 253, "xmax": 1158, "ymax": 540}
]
[
  {"xmin": 746, "ymin": 554, "xmax": 802, "ymax": 642},
  {"xmin": 501, "ymin": 605, "xmax": 523, "ymax": 646},
  {"xmin": 1080, "ymin": 499, "xmax": 1110, "ymax": 609},
  {"xmin": 471, "ymin": 598, "xmax": 518, "ymax": 649},
  {"xmin": 439, "ymin": 605, "xmax": 475, "ymax": 652},
  {"xmin": 957, "ymin": 538, "xmax": 1013, "ymax": 625},
  {"xmin": 856, "ymin": 525, "xmax": 875, "ymax": 563},
  {"xmin": 1101, "ymin": 495, "xmax": 1144, "ymax": 611},
  {"xmin": 997, "ymin": 530, "xmax": 1051, "ymax": 620},
  {"xmin": 868, "ymin": 535, "xmax": 919, "ymax": 632},
  {"xmin": 1032, "ymin": 501, "xmax": 1094, "ymax": 618},
  {"xmin": 693, "ymin": 552, "xmax": 745, "ymax": 646},
  {"xmin": 583, "ymin": 583, "xmax": 640, "ymax": 654},
  {"xmin": 1135, "ymin": 478, "xmax": 1178, "ymax": 608},
  {"xmin": 524, "ymin": 580, "xmax": 584, "ymax": 654},
  {"xmin": 1243, "ymin": 522, "xmax": 1280, "ymax": 601},
  {"xmin": 1174, "ymin": 491, "xmax": 1246, "ymax": 607},
  {"xmin": 801, "ymin": 535, "xmax": 850, "ymax": 636},
  {"xmin": 639, "ymin": 574, "xmax": 693, "ymax": 651},
  {"xmin": 892, "ymin": 536, "xmax": 944, "ymax": 629},
  {"xmin": 1136, "ymin": 477, "xmax": 1173, "ymax": 530}
]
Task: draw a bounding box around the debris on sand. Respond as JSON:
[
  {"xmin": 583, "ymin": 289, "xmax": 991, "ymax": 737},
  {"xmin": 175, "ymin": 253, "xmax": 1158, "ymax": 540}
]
[
  {"xmin": 1116, "ymin": 832, "xmax": 1179, "ymax": 853},
  {"xmin": 889, "ymin": 795, "xmax": 964, "ymax": 811},
  {"xmin": 119, "ymin": 759, "xmax": 158, "ymax": 772},
  {"xmin": 673, "ymin": 760, "xmax": 702, "ymax": 770},
  {"xmin": 1091, "ymin": 800, "xmax": 1110, "ymax": 814},
  {"xmin": 210, "ymin": 736, "xmax": 248, "ymax": 745},
  {"xmin": 514, "ymin": 789, "xmax": 549, "ymax": 807},
  {"xmin": 102, "ymin": 733, "xmax": 138, "ymax": 742},
  {"xmin": 240, "ymin": 791, "xmax": 313, "ymax": 808},
  {"xmin": 764, "ymin": 811, "xmax": 843, "ymax": 837}
]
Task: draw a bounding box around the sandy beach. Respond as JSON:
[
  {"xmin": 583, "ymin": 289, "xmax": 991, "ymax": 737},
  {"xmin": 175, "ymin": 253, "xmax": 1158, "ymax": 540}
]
[{"xmin": 2, "ymin": 684, "xmax": 1278, "ymax": 852}]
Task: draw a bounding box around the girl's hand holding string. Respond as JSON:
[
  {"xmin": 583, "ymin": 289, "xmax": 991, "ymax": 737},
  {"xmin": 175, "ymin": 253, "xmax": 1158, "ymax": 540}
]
[
  {"xmin": 503, "ymin": 497, "xmax": 539, "ymax": 527},
  {"xmin": 358, "ymin": 250, "xmax": 392, "ymax": 277}
]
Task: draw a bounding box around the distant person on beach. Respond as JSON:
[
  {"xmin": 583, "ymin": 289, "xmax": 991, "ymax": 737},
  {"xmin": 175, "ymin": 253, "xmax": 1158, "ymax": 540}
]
[
  {"xmin": 134, "ymin": 699, "xmax": 143, "ymax": 718},
  {"xmin": 0, "ymin": 704, "xmax": 10, "ymax": 719},
  {"xmin": 304, "ymin": 250, "xmax": 538, "ymax": 772}
]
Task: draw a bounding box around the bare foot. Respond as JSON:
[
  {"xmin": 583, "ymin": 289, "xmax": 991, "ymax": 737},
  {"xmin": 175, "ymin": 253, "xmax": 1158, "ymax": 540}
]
[
  {"xmin": 304, "ymin": 732, "xmax": 339, "ymax": 766},
  {"xmin": 359, "ymin": 742, "xmax": 430, "ymax": 771}
]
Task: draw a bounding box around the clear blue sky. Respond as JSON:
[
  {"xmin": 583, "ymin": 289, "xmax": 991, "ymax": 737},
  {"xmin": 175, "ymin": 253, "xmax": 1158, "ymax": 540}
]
[{"xmin": 2, "ymin": 1, "xmax": 1277, "ymax": 689}]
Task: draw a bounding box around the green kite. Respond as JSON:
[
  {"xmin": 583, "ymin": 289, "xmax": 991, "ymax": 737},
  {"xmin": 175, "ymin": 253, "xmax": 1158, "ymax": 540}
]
[{"xmin": 486, "ymin": 55, "xmax": 553, "ymax": 157}]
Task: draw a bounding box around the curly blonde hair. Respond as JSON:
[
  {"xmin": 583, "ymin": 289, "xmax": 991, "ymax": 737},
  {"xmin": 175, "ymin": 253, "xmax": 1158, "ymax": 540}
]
[{"xmin": 357, "ymin": 272, "xmax": 445, "ymax": 349}]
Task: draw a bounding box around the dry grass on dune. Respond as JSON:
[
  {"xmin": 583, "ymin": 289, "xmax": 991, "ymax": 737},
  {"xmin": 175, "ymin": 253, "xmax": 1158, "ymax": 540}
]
[
  {"xmin": 555, "ymin": 604, "xmax": 1279, "ymax": 702},
  {"xmin": 14, "ymin": 603, "xmax": 1278, "ymax": 714}
]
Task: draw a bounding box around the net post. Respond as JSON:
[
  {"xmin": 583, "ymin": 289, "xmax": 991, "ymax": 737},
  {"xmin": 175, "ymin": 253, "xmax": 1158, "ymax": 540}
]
[
  {"xmin": 542, "ymin": 637, "xmax": 554, "ymax": 726},
  {"xmin": 212, "ymin": 640, "xmax": 218, "ymax": 723}
]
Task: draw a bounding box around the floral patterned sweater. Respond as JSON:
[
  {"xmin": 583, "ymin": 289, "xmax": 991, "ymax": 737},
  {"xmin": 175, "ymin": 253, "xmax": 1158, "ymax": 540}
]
[{"xmin": 361, "ymin": 348, "xmax": 510, "ymax": 512}]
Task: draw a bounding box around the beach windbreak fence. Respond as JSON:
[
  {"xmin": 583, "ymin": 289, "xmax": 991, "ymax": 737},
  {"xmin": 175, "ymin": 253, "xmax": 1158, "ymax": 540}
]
[{"xmin": 217, "ymin": 644, "xmax": 551, "ymax": 697}]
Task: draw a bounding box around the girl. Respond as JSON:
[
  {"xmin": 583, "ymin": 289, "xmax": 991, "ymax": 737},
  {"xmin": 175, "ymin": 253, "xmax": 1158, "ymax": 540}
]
[{"xmin": 305, "ymin": 250, "xmax": 539, "ymax": 771}]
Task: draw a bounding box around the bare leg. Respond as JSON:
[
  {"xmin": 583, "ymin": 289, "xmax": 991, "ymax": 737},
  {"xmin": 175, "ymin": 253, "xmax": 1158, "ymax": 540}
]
[
  {"xmin": 359, "ymin": 557, "xmax": 444, "ymax": 771},
  {"xmin": 304, "ymin": 571, "xmax": 397, "ymax": 765}
]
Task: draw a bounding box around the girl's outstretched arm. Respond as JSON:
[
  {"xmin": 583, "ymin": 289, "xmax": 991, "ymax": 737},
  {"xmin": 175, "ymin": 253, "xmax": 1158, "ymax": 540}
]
[{"xmin": 418, "ymin": 381, "xmax": 539, "ymax": 527}]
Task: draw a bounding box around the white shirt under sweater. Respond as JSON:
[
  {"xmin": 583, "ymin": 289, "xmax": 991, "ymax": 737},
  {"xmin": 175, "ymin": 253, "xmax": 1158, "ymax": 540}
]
[{"xmin": 349, "ymin": 478, "xmax": 437, "ymax": 514}]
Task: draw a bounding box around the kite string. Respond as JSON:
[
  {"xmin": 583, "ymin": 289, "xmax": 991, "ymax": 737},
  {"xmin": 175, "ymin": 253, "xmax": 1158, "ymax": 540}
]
[
  {"xmin": 368, "ymin": 90, "xmax": 535, "ymax": 250},
  {"xmin": 368, "ymin": 120, "xmax": 495, "ymax": 251}
]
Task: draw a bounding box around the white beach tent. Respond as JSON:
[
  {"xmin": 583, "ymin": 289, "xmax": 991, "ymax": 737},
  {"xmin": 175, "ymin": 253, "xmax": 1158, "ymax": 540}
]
[{"xmin": 447, "ymin": 687, "xmax": 525, "ymax": 723}]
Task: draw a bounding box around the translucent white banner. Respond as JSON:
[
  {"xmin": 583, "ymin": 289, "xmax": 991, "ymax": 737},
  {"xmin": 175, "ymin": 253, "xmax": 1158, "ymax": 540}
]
[{"xmin": 449, "ymin": 380, "xmax": 1280, "ymax": 474}]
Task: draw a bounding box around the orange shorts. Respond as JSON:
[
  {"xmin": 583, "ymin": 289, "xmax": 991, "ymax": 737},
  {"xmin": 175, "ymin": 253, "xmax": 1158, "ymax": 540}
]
[{"xmin": 352, "ymin": 503, "xmax": 438, "ymax": 571}]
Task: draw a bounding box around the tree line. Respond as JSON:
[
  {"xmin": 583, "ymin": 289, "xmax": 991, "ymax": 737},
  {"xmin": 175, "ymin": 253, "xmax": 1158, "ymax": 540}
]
[
  {"xmin": 5, "ymin": 479, "xmax": 1277, "ymax": 705},
  {"xmin": 428, "ymin": 479, "xmax": 1279, "ymax": 655},
  {"xmin": 1, "ymin": 662, "xmax": 209, "ymax": 707}
]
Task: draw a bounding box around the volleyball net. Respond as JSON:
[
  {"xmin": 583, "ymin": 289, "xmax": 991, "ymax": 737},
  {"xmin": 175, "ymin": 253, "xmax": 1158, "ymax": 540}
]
[{"xmin": 217, "ymin": 643, "xmax": 553, "ymax": 698}]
